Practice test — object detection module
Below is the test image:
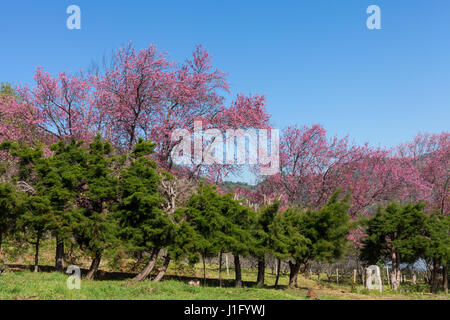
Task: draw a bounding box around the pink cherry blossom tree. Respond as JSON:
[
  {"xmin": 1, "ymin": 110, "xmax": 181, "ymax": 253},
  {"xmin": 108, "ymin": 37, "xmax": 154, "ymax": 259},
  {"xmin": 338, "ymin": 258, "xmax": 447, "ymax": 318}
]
[
  {"xmin": 0, "ymin": 94, "xmax": 40, "ymax": 144},
  {"xmin": 95, "ymin": 43, "xmax": 270, "ymax": 179},
  {"xmin": 17, "ymin": 68, "xmax": 99, "ymax": 142},
  {"xmin": 397, "ymin": 131, "xmax": 449, "ymax": 215}
]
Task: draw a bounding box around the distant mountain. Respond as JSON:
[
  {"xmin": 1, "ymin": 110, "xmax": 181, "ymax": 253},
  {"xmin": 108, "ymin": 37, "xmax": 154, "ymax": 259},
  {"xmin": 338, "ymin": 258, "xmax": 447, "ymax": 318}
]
[{"xmin": 221, "ymin": 181, "xmax": 256, "ymax": 191}]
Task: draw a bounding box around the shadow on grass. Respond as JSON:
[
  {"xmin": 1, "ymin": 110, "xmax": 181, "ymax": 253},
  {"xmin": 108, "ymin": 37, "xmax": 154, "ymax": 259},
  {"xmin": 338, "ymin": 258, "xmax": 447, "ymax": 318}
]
[{"xmin": 4, "ymin": 263, "xmax": 297, "ymax": 290}]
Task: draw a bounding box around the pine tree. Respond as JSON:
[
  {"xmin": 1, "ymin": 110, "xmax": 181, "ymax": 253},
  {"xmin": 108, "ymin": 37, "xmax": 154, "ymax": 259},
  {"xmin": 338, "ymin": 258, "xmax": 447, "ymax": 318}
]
[
  {"xmin": 0, "ymin": 182, "xmax": 22, "ymax": 249},
  {"xmin": 360, "ymin": 203, "xmax": 428, "ymax": 290},
  {"xmin": 71, "ymin": 136, "xmax": 119, "ymax": 279},
  {"xmin": 116, "ymin": 138, "xmax": 171, "ymax": 282},
  {"xmin": 422, "ymin": 212, "xmax": 450, "ymax": 293},
  {"xmin": 2, "ymin": 139, "xmax": 87, "ymax": 272},
  {"xmin": 17, "ymin": 195, "xmax": 52, "ymax": 272},
  {"xmin": 280, "ymin": 191, "xmax": 351, "ymax": 287},
  {"xmin": 219, "ymin": 193, "xmax": 256, "ymax": 288},
  {"xmin": 252, "ymin": 202, "xmax": 280, "ymax": 286},
  {"xmin": 185, "ymin": 183, "xmax": 226, "ymax": 285},
  {"xmin": 41, "ymin": 139, "xmax": 87, "ymax": 272},
  {"xmin": 276, "ymin": 208, "xmax": 309, "ymax": 287}
]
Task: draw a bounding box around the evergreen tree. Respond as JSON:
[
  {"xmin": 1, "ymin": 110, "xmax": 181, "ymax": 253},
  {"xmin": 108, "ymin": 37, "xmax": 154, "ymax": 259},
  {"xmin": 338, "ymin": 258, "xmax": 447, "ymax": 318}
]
[
  {"xmin": 186, "ymin": 183, "xmax": 226, "ymax": 285},
  {"xmin": 17, "ymin": 195, "xmax": 52, "ymax": 272},
  {"xmin": 276, "ymin": 208, "xmax": 309, "ymax": 287},
  {"xmin": 71, "ymin": 136, "xmax": 119, "ymax": 279},
  {"xmin": 2, "ymin": 139, "xmax": 86, "ymax": 272},
  {"xmin": 219, "ymin": 193, "xmax": 256, "ymax": 288},
  {"xmin": 269, "ymin": 210, "xmax": 292, "ymax": 286},
  {"xmin": 0, "ymin": 182, "xmax": 22, "ymax": 249},
  {"xmin": 0, "ymin": 142, "xmax": 53, "ymax": 271},
  {"xmin": 186, "ymin": 185, "xmax": 257, "ymax": 287},
  {"xmin": 116, "ymin": 138, "xmax": 171, "ymax": 282},
  {"xmin": 153, "ymin": 207, "xmax": 201, "ymax": 283},
  {"xmin": 360, "ymin": 203, "xmax": 428, "ymax": 290},
  {"xmin": 252, "ymin": 202, "xmax": 280, "ymax": 286},
  {"xmin": 422, "ymin": 212, "xmax": 450, "ymax": 293},
  {"xmin": 41, "ymin": 139, "xmax": 87, "ymax": 272},
  {"xmin": 280, "ymin": 191, "xmax": 351, "ymax": 287}
]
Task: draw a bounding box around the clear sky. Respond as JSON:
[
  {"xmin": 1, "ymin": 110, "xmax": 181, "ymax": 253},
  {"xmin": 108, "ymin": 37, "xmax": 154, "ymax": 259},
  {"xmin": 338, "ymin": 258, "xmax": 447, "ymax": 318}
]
[{"xmin": 0, "ymin": 0, "xmax": 449, "ymax": 149}]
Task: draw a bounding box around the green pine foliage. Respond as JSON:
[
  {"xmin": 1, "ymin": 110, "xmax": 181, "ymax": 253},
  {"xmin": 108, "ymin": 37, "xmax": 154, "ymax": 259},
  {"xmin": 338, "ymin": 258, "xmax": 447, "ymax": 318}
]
[
  {"xmin": 0, "ymin": 134, "xmax": 447, "ymax": 293},
  {"xmin": 360, "ymin": 203, "xmax": 428, "ymax": 265},
  {"xmin": 423, "ymin": 212, "xmax": 450, "ymax": 268},
  {"xmin": 0, "ymin": 182, "xmax": 22, "ymax": 247},
  {"xmin": 116, "ymin": 138, "xmax": 171, "ymax": 254},
  {"xmin": 70, "ymin": 136, "xmax": 119, "ymax": 273},
  {"xmin": 278, "ymin": 191, "xmax": 351, "ymax": 266},
  {"xmin": 252, "ymin": 202, "xmax": 280, "ymax": 260},
  {"xmin": 185, "ymin": 183, "xmax": 225, "ymax": 260}
]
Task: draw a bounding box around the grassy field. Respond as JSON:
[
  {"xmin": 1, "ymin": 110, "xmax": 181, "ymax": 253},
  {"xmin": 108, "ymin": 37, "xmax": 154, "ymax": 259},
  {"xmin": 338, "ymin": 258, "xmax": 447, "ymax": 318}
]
[
  {"xmin": 0, "ymin": 239, "xmax": 448, "ymax": 300},
  {"xmin": 0, "ymin": 267, "xmax": 448, "ymax": 300}
]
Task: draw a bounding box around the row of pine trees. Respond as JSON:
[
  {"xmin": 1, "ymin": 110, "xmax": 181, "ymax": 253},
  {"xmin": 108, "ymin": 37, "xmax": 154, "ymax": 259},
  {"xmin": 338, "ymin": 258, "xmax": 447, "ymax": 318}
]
[{"xmin": 0, "ymin": 136, "xmax": 448, "ymax": 293}]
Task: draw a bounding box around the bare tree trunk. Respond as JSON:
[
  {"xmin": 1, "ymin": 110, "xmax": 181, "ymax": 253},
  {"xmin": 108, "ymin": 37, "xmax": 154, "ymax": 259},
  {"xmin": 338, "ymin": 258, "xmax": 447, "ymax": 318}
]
[
  {"xmin": 256, "ymin": 257, "xmax": 265, "ymax": 287},
  {"xmin": 430, "ymin": 258, "xmax": 440, "ymax": 293},
  {"xmin": 202, "ymin": 253, "xmax": 207, "ymax": 285},
  {"xmin": 274, "ymin": 258, "xmax": 281, "ymax": 287},
  {"xmin": 153, "ymin": 255, "xmax": 171, "ymax": 282},
  {"xmin": 132, "ymin": 248, "xmax": 160, "ymax": 282},
  {"xmin": 305, "ymin": 262, "xmax": 311, "ymax": 279},
  {"xmin": 390, "ymin": 250, "xmax": 401, "ymax": 290},
  {"xmin": 234, "ymin": 254, "xmax": 242, "ymax": 288},
  {"xmin": 443, "ymin": 264, "xmax": 448, "ymax": 295},
  {"xmin": 55, "ymin": 236, "xmax": 65, "ymax": 273},
  {"xmin": 218, "ymin": 251, "xmax": 223, "ymax": 288},
  {"xmin": 288, "ymin": 261, "xmax": 301, "ymax": 287},
  {"xmin": 34, "ymin": 232, "xmax": 41, "ymax": 273},
  {"xmin": 86, "ymin": 252, "xmax": 102, "ymax": 280}
]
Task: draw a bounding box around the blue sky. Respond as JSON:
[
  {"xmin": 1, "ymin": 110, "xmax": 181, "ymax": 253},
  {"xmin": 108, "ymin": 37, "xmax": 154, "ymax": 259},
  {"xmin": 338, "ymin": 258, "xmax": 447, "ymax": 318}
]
[{"xmin": 0, "ymin": 0, "xmax": 449, "ymax": 150}]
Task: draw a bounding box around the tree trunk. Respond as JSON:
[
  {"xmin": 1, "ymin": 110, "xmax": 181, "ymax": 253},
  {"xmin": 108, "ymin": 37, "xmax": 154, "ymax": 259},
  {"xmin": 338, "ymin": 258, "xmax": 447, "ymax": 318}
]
[
  {"xmin": 34, "ymin": 232, "xmax": 41, "ymax": 273},
  {"xmin": 132, "ymin": 248, "xmax": 160, "ymax": 282},
  {"xmin": 443, "ymin": 264, "xmax": 448, "ymax": 295},
  {"xmin": 390, "ymin": 250, "xmax": 401, "ymax": 290},
  {"xmin": 86, "ymin": 252, "xmax": 102, "ymax": 280},
  {"xmin": 153, "ymin": 255, "xmax": 171, "ymax": 282},
  {"xmin": 218, "ymin": 251, "xmax": 223, "ymax": 288},
  {"xmin": 430, "ymin": 258, "xmax": 440, "ymax": 294},
  {"xmin": 274, "ymin": 258, "xmax": 281, "ymax": 287},
  {"xmin": 234, "ymin": 254, "xmax": 242, "ymax": 288},
  {"xmin": 55, "ymin": 236, "xmax": 65, "ymax": 273},
  {"xmin": 202, "ymin": 253, "xmax": 207, "ymax": 285},
  {"xmin": 0, "ymin": 231, "xmax": 3, "ymax": 250},
  {"xmin": 305, "ymin": 262, "xmax": 311, "ymax": 279},
  {"xmin": 256, "ymin": 257, "xmax": 265, "ymax": 287},
  {"xmin": 130, "ymin": 251, "xmax": 145, "ymax": 272},
  {"xmin": 288, "ymin": 261, "xmax": 301, "ymax": 287}
]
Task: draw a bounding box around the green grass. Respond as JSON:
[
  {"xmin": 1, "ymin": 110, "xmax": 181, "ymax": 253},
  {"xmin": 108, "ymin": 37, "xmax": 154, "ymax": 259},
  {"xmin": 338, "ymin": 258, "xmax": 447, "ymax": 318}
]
[
  {"xmin": 0, "ymin": 239, "xmax": 448, "ymax": 300},
  {"xmin": 1, "ymin": 269, "xmax": 448, "ymax": 300},
  {"xmin": 0, "ymin": 271, "xmax": 303, "ymax": 300}
]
